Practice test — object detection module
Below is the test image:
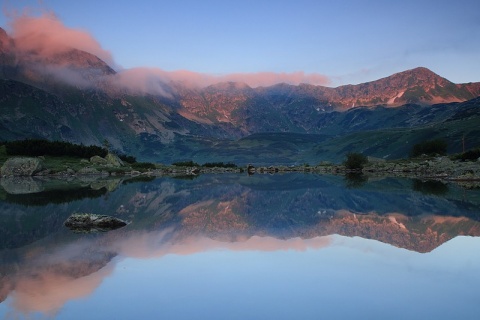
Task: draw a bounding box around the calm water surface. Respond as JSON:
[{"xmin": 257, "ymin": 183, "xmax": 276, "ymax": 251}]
[{"xmin": 1, "ymin": 173, "xmax": 480, "ymax": 319}]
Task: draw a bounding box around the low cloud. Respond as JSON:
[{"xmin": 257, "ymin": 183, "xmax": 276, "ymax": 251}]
[
  {"xmin": 7, "ymin": 11, "xmax": 115, "ymax": 67},
  {"xmin": 113, "ymin": 68, "xmax": 330, "ymax": 95},
  {"xmin": 4, "ymin": 11, "xmax": 330, "ymax": 95}
]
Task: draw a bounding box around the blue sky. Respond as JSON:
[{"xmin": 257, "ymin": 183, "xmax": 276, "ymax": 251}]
[{"xmin": 1, "ymin": 0, "xmax": 480, "ymax": 86}]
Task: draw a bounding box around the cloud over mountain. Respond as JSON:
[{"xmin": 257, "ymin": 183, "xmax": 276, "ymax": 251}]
[
  {"xmin": 8, "ymin": 12, "xmax": 115, "ymax": 67},
  {"xmin": 4, "ymin": 11, "xmax": 331, "ymax": 94}
]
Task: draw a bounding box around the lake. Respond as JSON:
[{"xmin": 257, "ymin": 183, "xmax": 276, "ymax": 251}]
[{"xmin": 1, "ymin": 173, "xmax": 480, "ymax": 319}]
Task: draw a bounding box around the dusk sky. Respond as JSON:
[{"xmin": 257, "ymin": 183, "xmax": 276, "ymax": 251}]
[{"xmin": 1, "ymin": 0, "xmax": 479, "ymax": 87}]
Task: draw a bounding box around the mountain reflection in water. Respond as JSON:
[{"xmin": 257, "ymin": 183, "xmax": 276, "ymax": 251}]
[{"xmin": 1, "ymin": 173, "xmax": 480, "ymax": 318}]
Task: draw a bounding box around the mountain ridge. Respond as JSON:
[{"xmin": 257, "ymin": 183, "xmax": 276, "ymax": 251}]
[{"xmin": 0, "ymin": 26, "xmax": 479, "ymax": 162}]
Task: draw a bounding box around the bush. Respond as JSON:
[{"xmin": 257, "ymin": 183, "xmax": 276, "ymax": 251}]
[
  {"xmin": 118, "ymin": 154, "xmax": 137, "ymax": 164},
  {"xmin": 344, "ymin": 152, "xmax": 368, "ymax": 170},
  {"xmin": 454, "ymin": 148, "xmax": 480, "ymax": 161},
  {"xmin": 172, "ymin": 160, "xmax": 200, "ymax": 167},
  {"xmin": 131, "ymin": 162, "xmax": 156, "ymax": 170},
  {"xmin": 410, "ymin": 139, "xmax": 447, "ymax": 158},
  {"xmin": 203, "ymin": 162, "xmax": 237, "ymax": 168}
]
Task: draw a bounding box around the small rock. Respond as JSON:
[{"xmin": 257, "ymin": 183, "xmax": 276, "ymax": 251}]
[
  {"xmin": 78, "ymin": 167, "xmax": 101, "ymax": 175},
  {"xmin": 64, "ymin": 213, "xmax": 127, "ymax": 233}
]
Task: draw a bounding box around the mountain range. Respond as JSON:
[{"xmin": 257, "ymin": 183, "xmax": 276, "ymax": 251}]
[{"xmin": 1, "ymin": 26, "xmax": 479, "ymax": 163}]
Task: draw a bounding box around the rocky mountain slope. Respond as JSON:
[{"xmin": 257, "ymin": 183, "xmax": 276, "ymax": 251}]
[{"xmin": 0, "ymin": 26, "xmax": 479, "ymax": 163}]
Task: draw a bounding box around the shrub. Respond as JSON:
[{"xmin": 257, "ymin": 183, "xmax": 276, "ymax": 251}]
[
  {"xmin": 131, "ymin": 162, "xmax": 156, "ymax": 170},
  {"xmin": 456, "ymin": 148, "xmax": 480, "ymax": 161},
  {"xmin": 203, "ymin": 162, "xmax": 237, "ymax": 168},
  {"xmin": 118, "ymin": 154, "xmax": 137, "ymax": 164},
  {"xmin": 410, "ymin": 139, "xmax": 447, "ymax": 158},
  {"xmin": 172, "ymin": 160, "xmax": 200, "ymax": 167},
  {"xmin": 344, "ymin": 152, "xmax": 368, "ymax": 170}
]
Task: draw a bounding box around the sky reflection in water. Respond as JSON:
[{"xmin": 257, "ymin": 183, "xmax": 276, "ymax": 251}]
[
  {"xmin": 1, "ymin": 174, "xmax": 480, "ymax": 319},
  {"xmin": 54, "ymin": 236, "xmax": 480, "ymax": 320}
]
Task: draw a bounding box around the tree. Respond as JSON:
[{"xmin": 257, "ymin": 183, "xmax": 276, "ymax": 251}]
[
  {"xmin": 344, "ymin": 152, "xmax": 368, "ymax": 170},
  {"xmin": 410, "ymin": 139, "xmax": 447, "ymax": 158},
  {"xmin": 103, "ymin": 139, "xmax": 111, "ymax": 152}
]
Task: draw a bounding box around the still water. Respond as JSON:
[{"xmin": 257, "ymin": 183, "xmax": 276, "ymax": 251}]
[{"xmin": 1, "ymin": 173, "xmax": 480, "ymax": 319}]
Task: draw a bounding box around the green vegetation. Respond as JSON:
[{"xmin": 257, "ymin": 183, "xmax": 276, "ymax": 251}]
[
  {"xmin": 4, "ymin": 139, "xmax": 108, "ymax": 158},
  {"xmin": 172, "ymin": 160, "xmax": 200, "ymax": 167},
  {"xmin": 118, "ymin": 154, "xmax": 137, "ymax": 164},
  {"xmin": 0, "ymin": 139, "xmax": 160, "ymax": 174},
  {"xmin": 344, "ymin": 152, "xmax": 368, "ymax": 170},
  {"xmin": 203, "ymin": 162, "xmax": 237, "ymax": 168},
  {"xmin": 452, "ymin": 148, "xmax": 480, "ymax": 162},
  {"xmin": 131, "ymin": 162, "xmax": 157, "ymax": 170},
  {"xmin": 0, "ymin": 144, "xmax": 8, "ymax": 165},
  {"xmin": 410, "ymin": 139, "xmax": 447, "ymax": 158}
]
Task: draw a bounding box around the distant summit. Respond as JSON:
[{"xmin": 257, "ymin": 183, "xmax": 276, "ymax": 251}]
[{"xmin": 0, "ymin": 27, "xmax": 115, "ymax": 92}]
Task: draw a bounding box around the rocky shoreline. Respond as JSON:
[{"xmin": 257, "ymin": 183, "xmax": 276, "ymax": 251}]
[{"xmin": 0, "ymin": 155, "xmax": 479, "ymax": 185}]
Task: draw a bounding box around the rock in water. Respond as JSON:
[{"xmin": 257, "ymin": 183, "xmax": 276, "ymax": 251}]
[
  {"xmin": 64, "ymin": 213, "xmax": 127, "ymax": 232},
  {"xmin": 1, "ymin": 157, "xmax": 43, "ymax": 176}
]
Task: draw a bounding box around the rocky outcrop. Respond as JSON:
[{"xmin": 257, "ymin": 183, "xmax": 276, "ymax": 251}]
[
  {"xmin": 0, "ymin": 157, "xmax": 43, "ymax": 176},
  {"xmin": 64, "ymin": 213, "xmax": 127, "ymax": 232},
  {"xmin": 90, "ymin": 155, "xmax": 107, "ymax": 165},
  {"xmin": 105, "ymin": 153, "xmax": 124, "ymax": 167},
  {"xmin": 89, "ymin": 154, "xmax": 124, "ymax": 167}
]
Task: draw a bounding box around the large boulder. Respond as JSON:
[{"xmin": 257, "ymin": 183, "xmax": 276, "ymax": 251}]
[
  {"xmin": 90, "ymin": 155, "xmax": 107, "ymax": 165},
  {"xmin": 105, "ymin": 153, "xmax": 124, "ymax": 167},
  {"xmin": 64, "ymin": 213, "xmax": 127, "ymax": 233},
  {"xmin": 1, "ymin": 157, "xmax": 43, "ymax": 176}
]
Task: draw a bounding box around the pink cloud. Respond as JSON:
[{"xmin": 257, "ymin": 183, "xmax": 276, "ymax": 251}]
[
  {"xmin": 221, "ymin": 71, "xmax": 330, "ymax": 87},
  {"xmin": 113, "ymin": 68, "xmax": 330, "ymax": 95},
  {"xmin": 4, "ymin": 10, "xmax": 331, "ymax": 95},
  {"xmin": 8, "ymin": 12, "xmax": 115, "ymax": 67}
]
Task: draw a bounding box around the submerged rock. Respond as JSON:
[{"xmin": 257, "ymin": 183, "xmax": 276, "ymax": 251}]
[{"xmin": 64, "ymin": 213, "xmax": 127, "ymax": 233}]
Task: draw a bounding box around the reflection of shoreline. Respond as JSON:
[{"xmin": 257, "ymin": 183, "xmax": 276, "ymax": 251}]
[
  {"xmin": 0, "ymin": 176, "xmax": 155, "ymax": 205},
  {"xmin": 2, "ymin": 173, "xmax": 480, "ymax": 317},
  {"xmin": 2, "ymin": 223, "xmax": 480, "ymax": 318}
]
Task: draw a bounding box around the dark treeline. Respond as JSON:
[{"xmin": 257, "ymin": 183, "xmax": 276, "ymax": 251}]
[
  {"xmin": 172, "ymin": 160, "xmax": 238, "ymax": 168},
  {"xmin": 455, "ymin": 148, "xmax": 480, "ymax": 161},
  {"xmin": 4, "ymin": 139, "xmax": 108, "ymax": 158},
  {"xmin": 172, "ymin": 160, "xmax": 200, "ymax": 167},
  {"xmin": 203, "ymin": 162, "xmax": 238, "ymax": 168},
  {"xmin": 410, "ymin": 139, "xmax": 447, "ymax": 158}
]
